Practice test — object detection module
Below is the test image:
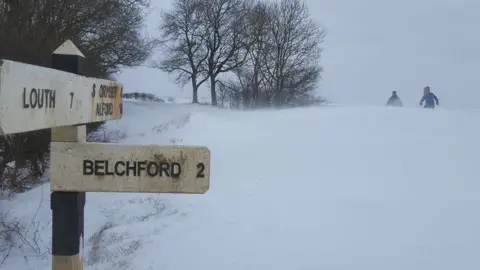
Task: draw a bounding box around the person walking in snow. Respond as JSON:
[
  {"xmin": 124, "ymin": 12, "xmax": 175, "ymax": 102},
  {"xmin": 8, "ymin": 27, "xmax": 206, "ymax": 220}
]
[
  {"xmin": 386, "ymin": 90, "xmax": 403, "ymax": 107},
  {"xmin": 419, "ymin": 86, "xmax": 439, "ymax": 109}
]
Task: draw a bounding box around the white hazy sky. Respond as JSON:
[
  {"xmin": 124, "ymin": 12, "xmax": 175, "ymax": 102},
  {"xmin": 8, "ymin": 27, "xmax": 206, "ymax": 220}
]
[{"xmin": 117, "ymin": 0, "xmax": 480, "ymax": 109}]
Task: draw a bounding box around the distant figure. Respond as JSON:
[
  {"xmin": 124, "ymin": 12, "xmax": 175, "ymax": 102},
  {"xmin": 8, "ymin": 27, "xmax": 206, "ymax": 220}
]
[
  {"xmin": 386, "ymin": 90, "xmax": 403, "ymax": 107},
  {"xmin": 419, "ymin": 86, "xmax": 439, "ymax": 109}
]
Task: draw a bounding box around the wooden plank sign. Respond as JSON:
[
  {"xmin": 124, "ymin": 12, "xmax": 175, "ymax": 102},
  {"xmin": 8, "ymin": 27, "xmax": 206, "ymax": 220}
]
[
  {"xmin": 0, "ymin": 59, "xmax": 123, "ymax": 135},
  {"xmin": 50, "ymin": 142, "xmax": 211, "ymax": 194}
]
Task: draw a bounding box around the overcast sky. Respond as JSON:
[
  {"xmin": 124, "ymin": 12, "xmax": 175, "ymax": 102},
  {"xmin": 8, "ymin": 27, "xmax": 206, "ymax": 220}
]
[{"xmin": 117, "ymin": 0, "xmax": 480, "ymax": 109}]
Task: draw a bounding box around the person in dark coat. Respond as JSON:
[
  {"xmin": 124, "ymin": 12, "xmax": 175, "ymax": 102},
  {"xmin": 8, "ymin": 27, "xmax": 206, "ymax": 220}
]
[
  {"xmin": 419, "ymin": 86, "xmax": 439, "ymax": 109},
  {"xmin": 386, "ymin": 90, "xmax": 403, "ymax": 107}
]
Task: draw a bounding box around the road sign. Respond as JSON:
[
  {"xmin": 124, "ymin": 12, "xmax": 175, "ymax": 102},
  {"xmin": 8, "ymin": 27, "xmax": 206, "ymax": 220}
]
[
  {"xmin": 1, "ymin": 39, "xmax": 211, "ymax": 270},
  {"xmin": 50, "ymin": 142, "xmax": 211, "ymax": 194},
  {"xmin": 0, "ymin": 59, "xmax": 123, "ymax": 135}
]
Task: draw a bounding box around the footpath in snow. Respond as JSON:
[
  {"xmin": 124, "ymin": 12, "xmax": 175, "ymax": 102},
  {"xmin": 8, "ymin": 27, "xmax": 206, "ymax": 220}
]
[{"xmin": 1, "ymin": 101, "xmax": 480, "ymax": 270}]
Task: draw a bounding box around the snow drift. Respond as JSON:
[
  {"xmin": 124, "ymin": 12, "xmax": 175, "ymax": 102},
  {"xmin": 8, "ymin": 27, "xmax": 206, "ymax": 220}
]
[{"xmin": 1, "ymin": 101, "xmax": 479, "ymax": 270}]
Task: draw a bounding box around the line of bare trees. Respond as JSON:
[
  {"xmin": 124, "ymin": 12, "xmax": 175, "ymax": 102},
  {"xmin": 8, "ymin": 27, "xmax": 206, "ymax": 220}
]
[
  {"xmin": 123, "ymin": 92, "xmax": 165, "ymax": 102},
  {"xmin": 153, "ymin": 0, "xmax": 326, "ymax": 109}
]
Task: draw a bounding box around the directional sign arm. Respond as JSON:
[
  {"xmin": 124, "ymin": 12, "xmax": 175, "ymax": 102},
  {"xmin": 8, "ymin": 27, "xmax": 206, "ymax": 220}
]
[
  {"xmin": 0, "ymin": 59, "xmax": 123, "ymax": 135},
  {"xmin": 50, "ymin": 142, "xmax": 211, "ymax": 194}
]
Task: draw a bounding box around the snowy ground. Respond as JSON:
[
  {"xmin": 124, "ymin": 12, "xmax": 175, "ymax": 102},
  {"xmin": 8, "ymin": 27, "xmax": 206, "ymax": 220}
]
[{"xmin": 1, "ymin": 100, "xmax": 480, "ymax": 270}]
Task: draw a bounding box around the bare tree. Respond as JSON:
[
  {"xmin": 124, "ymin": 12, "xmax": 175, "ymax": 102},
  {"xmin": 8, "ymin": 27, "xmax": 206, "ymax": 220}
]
[
  {"xmin": 261, "ymin": 0, "xmax": 325, "ymax": 107},
  {"xmin": 222, "ymin": 0, "xmax": 325, "ymax": 109},
  {"xmin": 243, "ymin": 0, "xmax": 271, "ymax": 108},
  {"xmin": 0, "ymin": 0, "xmax": 156, "ymax": 195},
  {"xmin": 197, "ymin": 0, "xmax": 252, "ymax": 106},
  {"xmin": 217, "ymin": 69, "xmax": 248, "ymax": 109},
  {"xmin": 153, "ymin": 0, "xmax": 209, "ymax": 103},
  {"xmin": 0, "ymin": 0, "xmax": 156, "ymax": 77},
  {"xmin": 153, "ymin": 0, "xmax": 325, "ymax": 108}
]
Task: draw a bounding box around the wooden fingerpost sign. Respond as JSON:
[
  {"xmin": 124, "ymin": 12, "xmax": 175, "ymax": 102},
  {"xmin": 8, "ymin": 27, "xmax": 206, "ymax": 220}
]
[{"xmin": 0, "ymin": 39, "xmax": 211, "ymax": 270}]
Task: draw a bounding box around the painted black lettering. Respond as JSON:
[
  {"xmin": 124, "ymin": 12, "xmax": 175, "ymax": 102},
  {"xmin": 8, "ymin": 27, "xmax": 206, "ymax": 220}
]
[
  {"xmin": 109, "ymin": 86, "xmax": 117, "ymax": 98},
  {"xmin": 125, "ymin": 161, "xmax": 136, "ymax": 176},
  {"xmin": 114, "ymin": 161, "xmax": 125, "ymax": 176},
  {"xmin": 104, "ymin": 103, "xmax": 113, "ymax": 115},
  {"xmin": 83, "ymin": 160, "xmax": 185, "ymax": 178},
  {"xmin": 171, "ymin": 162, "xmax": 181, "ymax": 178},
  {"xmin": 196, "ymin": 163, "xmax": 205, "ymax": 178},
  {"xmin": 94, "ymin": 160, "xmax": 105, "ymax": 175},
  {"xmin": 22, "ymin": 88, "xmax": 56, "ymax": 109},
  {"xmin": 146, "ymin": 162, "xmax": 158, "ymax": 177},
  {"xmin": 29, "ymin": 88, "xmax": 37, "ymax": 108},
  {"xmin": 96, "ymin": 102, "xmax": 114, "ymax": 116},
  {"xmin": 159, "ymin": 162, "xmax": 170, "ymax": 177},
  {"xmin": 104, "ymin": 160, "xmax": 114, "ymax": 176},
  {"xmin": 69, "ymin": 92, "xmax": 74, "ymax": 109},
  {"xmin": 138, "ymin": 161, "xmax": 147, "ymax": 176},
  {"xmin": 92, "ymin": 84, "xmax": 96, "ymax": 97},
  {"xmin": 99, "ymin": 84, "xmax": 118, "ymax": 98},
  {"xmin": 22, "ymin": 88, "xmax": 29, "ymax": 108},
  {"xmin": 49, "ymin": 89, "xmax": 56, "ymax": 108},
  {"xmin": 44, "ymin": 89, "xmax": 51, "ymax": 108},
  {"xmin": 99, "ymin": 85, "xmax": 106, "ymax": 98},
  {"xmin": 83, "ymin": 160, "xmax": 94, "ymax": 175},
  {"xmin": 37, "ymin": 89, "xmax": 44, "ymax": 108}
]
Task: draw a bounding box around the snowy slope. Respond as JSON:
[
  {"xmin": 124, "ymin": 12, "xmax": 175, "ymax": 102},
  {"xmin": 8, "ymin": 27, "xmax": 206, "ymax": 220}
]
[
  {"xmin": 1, "ymin": 102, "xmax": 480, "ymax": 270},
  {"xmin": 304, "ymin": 0, "xmax": 480, "ymax": 109}
]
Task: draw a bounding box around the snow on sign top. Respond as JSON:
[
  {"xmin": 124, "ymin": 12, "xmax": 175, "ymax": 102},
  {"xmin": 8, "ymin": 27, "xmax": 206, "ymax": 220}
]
[
  {"xmin": 52, "ymin": 39, "xmax": 85, "ymax": 57},
  {"xmin": 0, "ymin": 59, "xmax": 123, "ymax": 135}
]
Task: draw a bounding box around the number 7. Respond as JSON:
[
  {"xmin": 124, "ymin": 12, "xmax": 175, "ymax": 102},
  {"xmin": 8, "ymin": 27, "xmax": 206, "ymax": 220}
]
[{"xmin": 69, "ymin": 92, "xmax": 74, "ymax": 109}]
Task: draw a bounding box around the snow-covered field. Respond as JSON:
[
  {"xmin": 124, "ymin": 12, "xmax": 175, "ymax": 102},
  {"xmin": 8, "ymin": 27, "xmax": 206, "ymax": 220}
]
[{"xmin": 1, "ymin": 100, "xmax": 479, "ymax": 270}]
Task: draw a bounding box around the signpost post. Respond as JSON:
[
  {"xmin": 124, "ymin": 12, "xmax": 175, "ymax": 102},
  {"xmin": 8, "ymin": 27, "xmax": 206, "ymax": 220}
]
[
  {"xmin": 49, "ymin": 41, "xmax": 91, "ymax": 270},
  {"xmin": 0, "ymin": 40, "xmax": 211, "ymax": 270}
]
